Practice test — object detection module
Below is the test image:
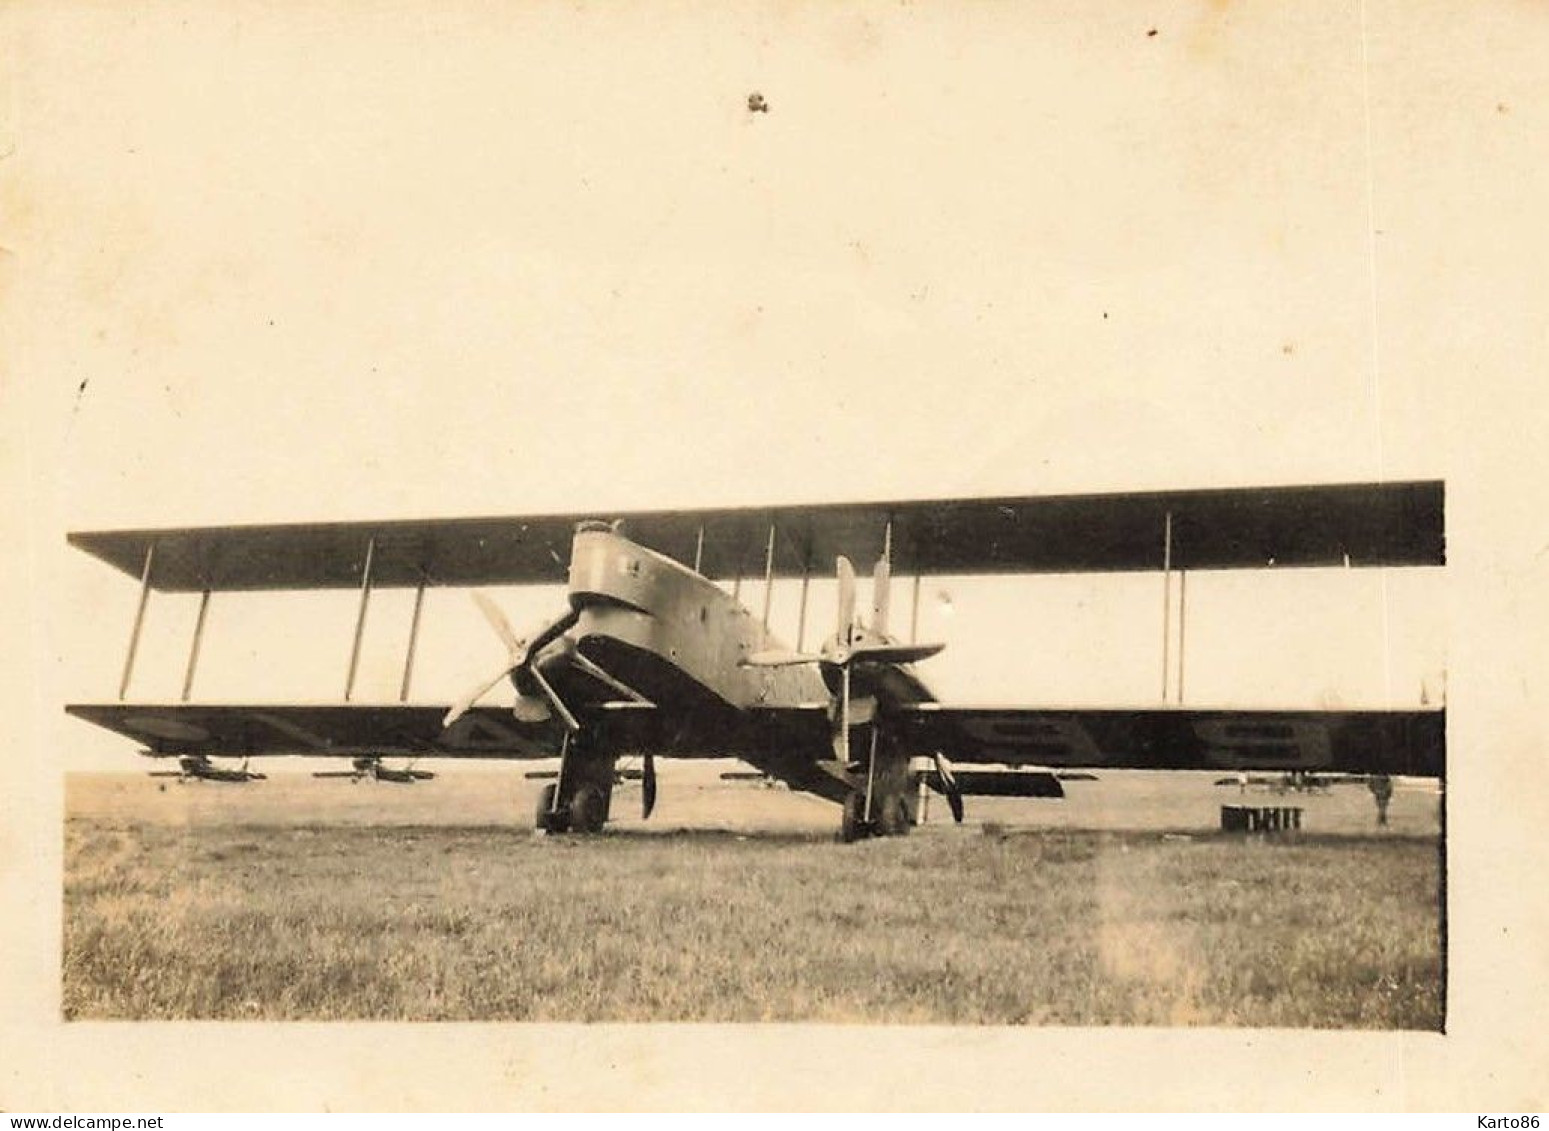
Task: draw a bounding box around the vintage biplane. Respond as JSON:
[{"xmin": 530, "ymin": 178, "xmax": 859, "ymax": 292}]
[
  {"xmin": 149, "ymin": 754, "xmax": 268, "ymax": 784},
  {"xmin": 66, "ymin": 481, "xmax": 1445, "ymax": 840},
  {"xmin": 313, "ymin": 756, "xmax": 435, "ymax": 784}
]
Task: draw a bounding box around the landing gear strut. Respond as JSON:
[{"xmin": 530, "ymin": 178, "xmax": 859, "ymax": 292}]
[
  {"xmin": 838, "ymin": 725, "xmax": 916, "ymax": 842},
  {"xmin": 569, "ymin": 784, "xmax": 609, "ymax": 834},
  {"xmin": 533, "ymin": 782, "xmax": 569, "ymax": 833},
  {"xmin": 533, "ymin": 738, "xmax": 616, "ymax": 835},
  {"xmin": 840, "ymin": 791, "xmax": 869, "ymax": 843},
  {"xmin": 839, "ymin": 786, "xmax": 915, "ymax": 842}
]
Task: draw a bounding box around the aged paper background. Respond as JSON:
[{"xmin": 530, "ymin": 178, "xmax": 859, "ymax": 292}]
[{"xmin": 2, "ymin": 0, "xmax": 1546, "ymax": 1110}]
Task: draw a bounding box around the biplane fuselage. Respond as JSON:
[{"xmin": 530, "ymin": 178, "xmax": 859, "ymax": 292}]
[
  {"xmin": 535, "ymin": 525, "xmax": 935, "ymax": 820},
  {"xmin": 560, "ymin": 525, "xmax": 828, "ymax": 712},
  {"xmin": 555, "ymin": 525, "xmax": 929, "ymax": 716}
]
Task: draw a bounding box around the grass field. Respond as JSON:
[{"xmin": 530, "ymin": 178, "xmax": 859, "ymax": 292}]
[{"xmin": 62, "ymin": 768, "xmax": 1444, "ymax": 1027}]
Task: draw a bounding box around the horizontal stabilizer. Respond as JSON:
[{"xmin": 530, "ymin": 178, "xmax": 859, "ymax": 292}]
[{"xmin": 846, "ymin": 641, "xmax": 944, "ymax": 666}]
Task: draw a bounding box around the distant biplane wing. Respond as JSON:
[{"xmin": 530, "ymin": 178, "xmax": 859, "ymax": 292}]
[
  {"xmin": 894, "ymin": 705, "xmax": 1445, "ymax": 777},
  {"xmin": 67, "ymin": 479, "xmax": 1443, "ymax": 591}
]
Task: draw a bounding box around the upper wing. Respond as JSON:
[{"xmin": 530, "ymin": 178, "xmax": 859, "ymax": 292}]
[
  {"xmin": 893, "ymin": 705, "xmax": 1445, "ymax": 777},
  {"xmin": 68, "ymin": 480, "xmax": 1443, "ymax": 591},
  {"xmin": 65, "ymin": 703, "xmax": 567, "ymax": 759}
]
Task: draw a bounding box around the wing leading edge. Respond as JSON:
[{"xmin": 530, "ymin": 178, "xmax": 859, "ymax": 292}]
[
  {"xmin": 895, "ymin": 706, "xmax": 1445, "ymax": 777},
  {"xmin": 68, "ymin": 479, "xmax": 1443, "ymax": 592}
]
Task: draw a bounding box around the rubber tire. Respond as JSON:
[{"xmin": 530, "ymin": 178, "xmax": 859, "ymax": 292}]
[
  {"xmin": 840, "ymin": 792, "xmax": 870, "ymax": 843},
  {"xmin": 878, "ymin": 793, "xmax": 912, "ymax": 837},
  {"xmin": 535, "ymin": 782, "xmax": 569, "ymax": 833},
  {"xmin": 570, "ymin": 784, "xmax": 608, "ymax": 834}
]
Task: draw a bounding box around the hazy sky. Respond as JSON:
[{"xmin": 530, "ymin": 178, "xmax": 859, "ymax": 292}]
[{"xmin": 14, "ymin": 0, "xmax": 1533, "ymax": 769}]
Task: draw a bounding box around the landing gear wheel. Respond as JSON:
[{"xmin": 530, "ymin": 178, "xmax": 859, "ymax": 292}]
[
  {"xmin": 878, "ymin": 793, "xmax": 912, "ymax": 837},
  {"xmin": 570, "ymin": 784, "xmax": 608, "ymax": 834},
  {"xmin": 534, "ymin": 782, "xmax": 570, "ymax": 833},
  {"xmin": 840, "ymin": 792, "xmax": 875, "ymax": 843}
]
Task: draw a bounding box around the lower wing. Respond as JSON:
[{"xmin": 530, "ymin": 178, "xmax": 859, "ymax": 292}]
[
  {"xmin": 892, "ymin": 706, "xmax": 1444, "ymax": 776},
  {"xmin": 65, "ymin": 702, "xmax": 568, "ymax": 759},
  {"xmin": 64, "ymin": 700, "xmax": 812, "ymax": 765}
]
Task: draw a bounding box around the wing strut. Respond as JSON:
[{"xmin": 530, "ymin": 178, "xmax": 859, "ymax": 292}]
[
  {"xmin": 1177, "ymin": 569, "xmax": 1188, "ymax": 703},
  {"xmin": 180, "ymin": 588, "xmax": 212, "ymax": 702},
  {"xmin": 118, "ymin": 541, "xmax": 156, "ymax": 700},
  {"xmin": 760, "ymin": 523, "xmax": 777, "ymax": 631},
  {"xmin": 1160, "ymin": 511, "xmax": 1172, "ymax": 702},
  {"xmin": 909, "ymin": 574, "xmax": 921, "ymax": 644},
  {"xmin": 863, "ymin": 725, "xmax": 879, "ymax": 823},
  {"xmin": 796, "ymin": 568, "xmax": 811, "ymax": 651},
  {"xmin": 399, "ymin": 576, "xmax": 427, "ymax": 702},
  {"xmin": 343, "ymin": 536, "xmax": 376, "ymax": 702}
]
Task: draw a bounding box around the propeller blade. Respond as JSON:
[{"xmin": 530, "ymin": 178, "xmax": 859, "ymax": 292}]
[
  {"xmin": 934, "ymin": 752, "xmax": 965, "ymax": 824},
  {"xmin": 836, "ymin": 556, "xmax": 857, "ymax": 642},
  {"xmin": 444, "ymin": 593, "xmax": 538, "ymax": 728},
  {"xmin": 932, "ymin": 750, "xmax": 957, "ymax": 790},
  {"xmin": 445, "ymin": 604, "xmax": 581, "ymax": 729},
  {"xmin": 472, "ymin": 591, "xmax": 524, "ymax": 659},
  {"xmin": 442, "ymin": 662, "xmax": 518, "ymax": 728},
  {"xmin": 872, "ymin": 556, "xmax": 891, "ymax": 637},
  {"xmin": 641, "ymin": 751, "xmax": 657, "ymax": 820}
]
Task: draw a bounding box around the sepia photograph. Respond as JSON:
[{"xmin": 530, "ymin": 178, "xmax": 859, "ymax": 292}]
[
  {"xmin": 59, "ymin": 487, "xmax": 1446, "ymax": 1029},
  {"xmin": 3, "ymin": 0, "xmax": 1546, "ymax": 1113}
]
